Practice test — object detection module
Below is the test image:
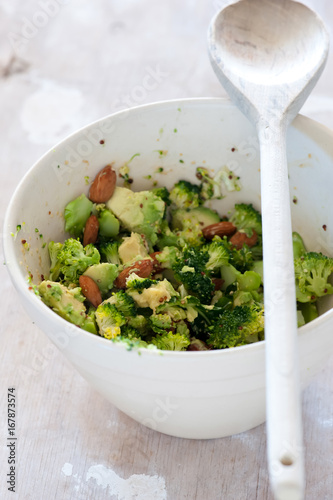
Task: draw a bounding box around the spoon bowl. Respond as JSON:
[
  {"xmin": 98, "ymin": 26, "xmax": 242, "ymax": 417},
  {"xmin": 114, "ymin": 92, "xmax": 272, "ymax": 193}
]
[
  {"xmin": 209, "ymin": 0, "xmax": 329, "ymax": 121},
  {"xmin": 208, "ymin": 1, "xmax": 329, "ymax": 499}
]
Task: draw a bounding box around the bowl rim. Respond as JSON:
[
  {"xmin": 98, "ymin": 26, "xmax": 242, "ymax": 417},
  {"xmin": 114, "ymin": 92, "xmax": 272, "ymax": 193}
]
[{"xmin": 4, "ymin": 96, "xmax": 333, "ymax": 359}]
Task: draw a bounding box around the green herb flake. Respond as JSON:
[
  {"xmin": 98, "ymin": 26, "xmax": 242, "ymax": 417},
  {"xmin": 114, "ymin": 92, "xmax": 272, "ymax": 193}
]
[
  {"xmin": 154, "ymin": 150, "xmax": 167, "ymax": 157},
  {"xmin": 11, "ymin": 224, "xmax": 22, "ymax": 238}
]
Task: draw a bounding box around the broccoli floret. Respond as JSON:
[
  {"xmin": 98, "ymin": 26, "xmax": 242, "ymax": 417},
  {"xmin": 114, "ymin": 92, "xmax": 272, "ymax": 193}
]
[
  {"xmin": 106, "ymin": 291, "xmax": 137, "ymax": 316},
  {"xmin": 38, "ymin": 280, "xmax": 96, "ymax": 333},
  {"xmin": 171, "ymin": 207, "xmax": 221, "ymax": 248},
  {"xmin": 294, "ymin": 252, "xmax": 333, "ymax": 302},
  {"xmin": 196, "ymin": 167, "xmax": 218, "ymax": 200},
  {"xmin": 150, "ymin": 313, "xmax": 173, "ymax": 334},
  {"xmin": 118, "ymin": 327, "xmax": 149, "ymax": 348},
  {"xmin": 126, "ymin": 274, "xmax": 158, "ymax": 291},
  {"xmin": 95, "ymin": 302, "xmax": 126, "ymax": 339},
  {"xmin": 207, "ymin": 303, "xmax": 264, "ymax": 349},
  {"xmin": 196, "ymin": 166, "xmax": 240, "ymax": 201},
  {"xmin": 156, "ymin": 220, "xmax": 180, "ymax": 249},
  {"xmin": 154, "ymin": 246, "xmax": 181, "ymax": 270},
  {"xmin": 227, "ymin": 241, "xmax": 254, "ymax": 273},
  {"xmin": 175, "ymin": 320, "xmax": 190, "ymax": 337},
  {"xmin": 156, "ymin": 295, "xmax": 213, "ymax": 325},
  {"xmin": 49, "ymin": 238, "xmax": 100, "ymax": 284},
  {"xmin": 169, "ymin": 180, "xmax": 202, "ymax": 209},
  {"xmin": 156, "ymin": 297, "xmax": 189, "ymax": 322},
  {"xmin": 48, "ymin": 241, "xmax": 63, "ymax": 277},
  {"xmin": 204, "ymin": 238, "xmax": 230, "ymax": 271},
  {"xmin": 96, "ymin": 291, "xmax": 150, "ymax": 340},
  {"xmin": 99, "ymin": 240, "xmax": 121, "ymax": 265},
  {"xmin": 229, "ymin": 203, "xmax": 262, "ymax": 236},
  {"xmin": 214, "ymin": 166, "xmax": 241, "ymax": 193},
  {"xmin": 151, "ymin": 331, "xmax": 190, "ymax": 351},
  {"xmin": 152, "ymin": 186, "xmax": 171, "ymax": 207},
  {"xmin": 64, "ymin": 193, "xmax": 93, "ymax": 238},
  {"xmin": 175, "ymin": 223, "xmax": 204, "ymax": 248},
  {"xmin": 172, "ymin": 247, "xmax": 214, "ymax": 304},
  {"xmin": 127, "ymin": 314, "xmax": 149, "ymax": 333}
]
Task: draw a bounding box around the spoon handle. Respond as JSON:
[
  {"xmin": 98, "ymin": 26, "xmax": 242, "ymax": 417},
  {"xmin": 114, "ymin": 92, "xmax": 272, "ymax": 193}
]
[{"xmin": 258, "ymin": 119, "xmax": 305, "ymax": 500}]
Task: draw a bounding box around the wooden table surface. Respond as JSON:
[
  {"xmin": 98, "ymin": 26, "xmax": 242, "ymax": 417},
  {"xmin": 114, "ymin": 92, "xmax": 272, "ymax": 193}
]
[{"xmin": 1, "ymin": 1, "xmax": 333, "ymax": 499}]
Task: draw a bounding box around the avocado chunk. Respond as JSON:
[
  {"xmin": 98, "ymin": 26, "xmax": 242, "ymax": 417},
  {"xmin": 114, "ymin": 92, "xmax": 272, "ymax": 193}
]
[
  {"xmin": 106, "ymin": 187, "xmax": 165, "ymax": 246},
  {"xmin": 38, "ymin": 280, "xmax": 96, "ymax": 333},
  {"xmin": 83, "ymin": 263, "xmax": 118, "ymax": 295},
  {"xmin": 171, "ymin": 206, "xmax": 220, "ymax": 231},
  {"xmin": 118, "ymin": 232, "xmax": 149, "ymax": 264}
]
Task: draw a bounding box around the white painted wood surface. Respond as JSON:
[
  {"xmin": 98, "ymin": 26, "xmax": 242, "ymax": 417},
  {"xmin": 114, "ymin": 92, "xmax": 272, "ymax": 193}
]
[{"xmin": 0, "ymin": 1, "xmax": 333, "ymax": 499}]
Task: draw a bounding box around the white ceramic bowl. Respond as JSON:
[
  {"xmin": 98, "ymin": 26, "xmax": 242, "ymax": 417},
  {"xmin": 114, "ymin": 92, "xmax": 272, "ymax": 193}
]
[{"xmin": 4, "ymin": 98, "xmax": 333, "ymax": 439}]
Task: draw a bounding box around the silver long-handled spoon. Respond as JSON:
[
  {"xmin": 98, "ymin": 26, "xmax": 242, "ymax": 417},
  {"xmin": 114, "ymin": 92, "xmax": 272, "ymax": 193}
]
[{"xmin": 208, "ymin": 1, "xmax": 329, "ymax": 498}]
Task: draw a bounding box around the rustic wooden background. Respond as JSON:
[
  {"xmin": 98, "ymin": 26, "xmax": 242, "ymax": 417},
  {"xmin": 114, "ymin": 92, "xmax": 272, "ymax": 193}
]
[{"xmin": 1, "ymin": 1, "xmax": 333, "ymax": 499}]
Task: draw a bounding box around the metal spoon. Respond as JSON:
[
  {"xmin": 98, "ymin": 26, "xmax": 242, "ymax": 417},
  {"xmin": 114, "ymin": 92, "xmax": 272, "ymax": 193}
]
[{"xmin": 208, "ymin": 1, "xmax": 329, "ymax": 498}]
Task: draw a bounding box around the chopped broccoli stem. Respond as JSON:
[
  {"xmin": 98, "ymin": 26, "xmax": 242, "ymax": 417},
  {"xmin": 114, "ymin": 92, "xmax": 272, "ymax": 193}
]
[
  {"xmin": 297, "ymin": 302, "xmax": 319, "ymax": 324},
  {"xmin": 292, "ymin": 231, "xmax": 307, "ymax": 259},
  {"xmin": 64, "ymin": 193, "xmax": 93, "ymax": 237},
  {"xmin": 98, "ymin": 209, "xmax": 120, "ymax": 238}
]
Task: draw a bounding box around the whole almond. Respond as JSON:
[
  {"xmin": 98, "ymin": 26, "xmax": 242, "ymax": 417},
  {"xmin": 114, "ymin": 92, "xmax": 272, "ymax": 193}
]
[
  {"xmin": 83, "ymin": 214, "xmax": 99, "ymax": 246},
  {"xmin": 79, "ymin": 275, "xmax": 102, "ymax": 308},
  {"xmin": 229, "ymin": 230, "xmax": 258, "ymax": 250},
  {"xmin": 202, "ymin": 221, "xmax": 237, "ymax": 240},
  {"xmin": 89, "ymin": 165, "xmax": 116, "ymax": 203},
  {"xmin": 114, "ymin": 259, "xmax": 154, "ymax": 289}
]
